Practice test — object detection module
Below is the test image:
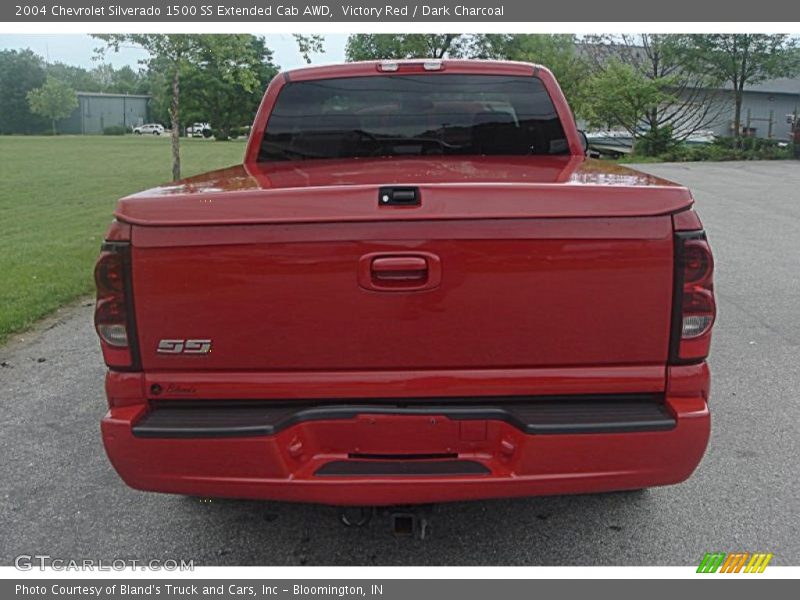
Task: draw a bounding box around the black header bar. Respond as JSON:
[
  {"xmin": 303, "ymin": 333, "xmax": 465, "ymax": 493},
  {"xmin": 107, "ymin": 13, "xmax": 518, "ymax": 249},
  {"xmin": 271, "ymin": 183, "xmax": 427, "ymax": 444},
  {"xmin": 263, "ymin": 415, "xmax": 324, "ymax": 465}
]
[{"xmin": 3, "ymin": 0, "xmax": 799, "ymax": 22}]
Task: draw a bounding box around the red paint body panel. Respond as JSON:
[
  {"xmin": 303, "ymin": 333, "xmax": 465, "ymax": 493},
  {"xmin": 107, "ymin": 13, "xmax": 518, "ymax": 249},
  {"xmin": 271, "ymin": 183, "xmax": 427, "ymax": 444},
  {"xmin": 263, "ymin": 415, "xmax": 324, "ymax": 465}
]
[
  {"xmin": 97, "ymin": 60, "xmax": 714, "ymax": 505},
  {"xmin": 132, "ymin": 365, "xmax": 665, "ymax": 404},
  {"xmin": 114, "ymin": 157, "xmax": 693, "ymax": 226},
  {"xmin": 101, "ymin": 368, "xmax": 710, "ymax": 506},
  {"xmin": 672, "ymin": 208, "xmax": 704, "ymax": 232},
  {"xmin": 130, "ymin": 217, "xmax": 674, "ymax": 372}
]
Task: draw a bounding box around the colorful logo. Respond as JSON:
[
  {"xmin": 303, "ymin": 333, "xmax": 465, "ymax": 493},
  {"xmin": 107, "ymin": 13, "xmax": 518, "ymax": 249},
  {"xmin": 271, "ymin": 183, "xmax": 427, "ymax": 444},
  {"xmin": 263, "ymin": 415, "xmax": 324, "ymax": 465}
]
[{"xmin": 697, "ymin": 552, "xmax": 773, "ymax": 573}]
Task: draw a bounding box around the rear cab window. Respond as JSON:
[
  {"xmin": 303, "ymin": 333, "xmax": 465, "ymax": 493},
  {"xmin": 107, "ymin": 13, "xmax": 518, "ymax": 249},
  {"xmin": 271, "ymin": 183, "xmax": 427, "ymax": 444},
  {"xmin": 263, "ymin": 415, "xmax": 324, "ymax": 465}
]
[{"xmin": 258, "ymin": 74, "xmax": 569, "ymax": 161}]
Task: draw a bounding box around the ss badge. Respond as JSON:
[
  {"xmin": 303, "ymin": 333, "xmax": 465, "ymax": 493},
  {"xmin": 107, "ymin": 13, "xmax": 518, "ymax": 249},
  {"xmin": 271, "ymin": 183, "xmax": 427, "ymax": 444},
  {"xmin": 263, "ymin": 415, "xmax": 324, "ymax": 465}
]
[{"xmin": 157, "ymin": 339, "xmax": 212, "ymax": 354}]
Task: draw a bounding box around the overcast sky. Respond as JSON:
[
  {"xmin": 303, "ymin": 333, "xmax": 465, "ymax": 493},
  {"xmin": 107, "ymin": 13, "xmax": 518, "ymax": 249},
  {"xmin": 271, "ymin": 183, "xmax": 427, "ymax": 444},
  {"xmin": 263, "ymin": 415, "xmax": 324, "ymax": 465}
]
[{"xmin": 0, "ymin": 34, "xmax": 348, "ymax": 71}]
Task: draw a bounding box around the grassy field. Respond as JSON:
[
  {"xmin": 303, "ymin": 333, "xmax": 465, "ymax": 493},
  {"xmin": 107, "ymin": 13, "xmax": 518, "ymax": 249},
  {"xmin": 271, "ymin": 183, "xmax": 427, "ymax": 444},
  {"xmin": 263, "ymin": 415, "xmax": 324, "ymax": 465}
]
[{"xmin": 0, "ymin": 135, "xmax": 246, "ymax": 344}]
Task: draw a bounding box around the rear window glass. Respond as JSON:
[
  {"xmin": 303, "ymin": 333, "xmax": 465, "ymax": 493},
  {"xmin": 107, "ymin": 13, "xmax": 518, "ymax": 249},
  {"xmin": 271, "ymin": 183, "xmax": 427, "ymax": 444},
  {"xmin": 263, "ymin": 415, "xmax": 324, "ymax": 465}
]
[{"xmin": 258, "ymin": 74, "xmax": 569, "ymax": 161}]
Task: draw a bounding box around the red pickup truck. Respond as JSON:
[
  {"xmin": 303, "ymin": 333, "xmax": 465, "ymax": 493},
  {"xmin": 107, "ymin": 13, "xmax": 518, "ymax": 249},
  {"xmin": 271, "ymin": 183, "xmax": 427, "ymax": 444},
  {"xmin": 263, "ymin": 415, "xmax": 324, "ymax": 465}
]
[{"xmin": 96, "ymin": 60, "xmax": 714, "ymax": 507}]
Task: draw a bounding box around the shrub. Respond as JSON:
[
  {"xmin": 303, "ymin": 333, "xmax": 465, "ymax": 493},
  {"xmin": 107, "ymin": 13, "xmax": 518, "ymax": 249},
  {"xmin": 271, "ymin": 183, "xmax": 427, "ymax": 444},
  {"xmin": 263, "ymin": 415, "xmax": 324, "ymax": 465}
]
[
  {"xmin": 636, "ymin": 125, "xmax": 678, "ymax": 157},
  {"xmin": 624, "ymin": 137, "xmax": 793, "ymax": 163},
  {"xmin": 210, "ymin": 126, "xmax": 250, "ymax": 141},
  {"xmin": 103, "ymin": 125, "xmax": 127, "ymax": 136}
]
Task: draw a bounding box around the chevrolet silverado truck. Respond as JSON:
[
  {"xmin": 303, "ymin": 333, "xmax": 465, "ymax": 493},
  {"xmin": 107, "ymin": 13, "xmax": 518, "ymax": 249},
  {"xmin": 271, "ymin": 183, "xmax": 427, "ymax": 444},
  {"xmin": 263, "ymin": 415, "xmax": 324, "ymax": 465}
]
[{"xmin": 96, "ymin": 60, "xmax": 715, "ymax": 507}]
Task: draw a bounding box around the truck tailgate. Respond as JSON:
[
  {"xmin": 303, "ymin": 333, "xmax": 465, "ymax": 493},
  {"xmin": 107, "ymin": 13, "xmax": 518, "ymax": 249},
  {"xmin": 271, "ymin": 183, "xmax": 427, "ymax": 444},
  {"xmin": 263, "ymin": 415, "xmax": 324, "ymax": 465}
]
[{"xmin": 131, "ymin": 216, "xmax": 674, "ymax": 372}]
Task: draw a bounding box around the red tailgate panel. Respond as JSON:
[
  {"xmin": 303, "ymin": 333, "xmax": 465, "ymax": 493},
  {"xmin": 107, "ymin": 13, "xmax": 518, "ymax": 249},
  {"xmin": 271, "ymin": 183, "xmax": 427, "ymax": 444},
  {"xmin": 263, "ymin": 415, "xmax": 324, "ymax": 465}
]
[{"xmin": 131, "ymin": 217, "xmax": 673, "ymax": 372}]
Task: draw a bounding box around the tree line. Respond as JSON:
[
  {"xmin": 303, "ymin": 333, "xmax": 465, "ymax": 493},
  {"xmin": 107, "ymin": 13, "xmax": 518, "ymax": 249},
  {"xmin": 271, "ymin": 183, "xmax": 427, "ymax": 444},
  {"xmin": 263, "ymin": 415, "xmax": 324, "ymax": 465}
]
[
  {"xmin": 0, "ymin": 34, "xmax": 321, "ymax": 180},
  {"xmin": 0, "ymin": 37, "xmax": 281, "ymax": 142},
  {"xmin": 1, "ymin": 34, "xmax": 798, "ymax": 179},
  {"xmin": 0, "ymin": 49, "xmax": 148, "ymax": 135}
]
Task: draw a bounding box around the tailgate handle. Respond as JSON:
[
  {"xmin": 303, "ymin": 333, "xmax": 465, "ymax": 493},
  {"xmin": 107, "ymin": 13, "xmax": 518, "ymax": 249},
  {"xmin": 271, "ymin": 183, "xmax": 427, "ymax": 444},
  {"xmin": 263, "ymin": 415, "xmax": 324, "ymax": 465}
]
[
  {"xmin": 358, "ymin": 252, "xmax": 442, "ymax": 292},
  {"xmin": 372, "ymin": 257, "xmax": 427, "ymax": 281},
  {"xmin": 379, "ymin": 186, "xmax": 420, "ymax": 206}
]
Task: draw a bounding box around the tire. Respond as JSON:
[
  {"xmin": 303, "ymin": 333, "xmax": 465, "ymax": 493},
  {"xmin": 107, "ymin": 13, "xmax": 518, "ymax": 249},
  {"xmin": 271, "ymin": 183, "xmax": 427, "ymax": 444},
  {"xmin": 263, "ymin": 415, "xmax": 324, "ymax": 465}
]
[
  {"xmin": 135, "ymin": 131, "xmax": 141, "ymax": 135},
  {"xmin": 153, "ymin": 131, "xmax": 160, "ymax": 136}
]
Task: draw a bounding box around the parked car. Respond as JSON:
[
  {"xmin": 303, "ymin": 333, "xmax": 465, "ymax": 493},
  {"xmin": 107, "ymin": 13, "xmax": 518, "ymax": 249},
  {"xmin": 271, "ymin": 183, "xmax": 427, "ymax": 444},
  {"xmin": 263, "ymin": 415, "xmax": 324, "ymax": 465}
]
[
  {"xmin": 95, "ymin": 60, "xmax": 715, "ymax": 509},
  {"xmin": 186, "ymin": 122, "xmax": 211, "ymax": 138},
  {"xmin": 133, "ymin": 123, "xmax": 164, "ymax": 135},
  {"xmin": 683, "ymin": 130, "xmax": 716, "ymax": 145}
]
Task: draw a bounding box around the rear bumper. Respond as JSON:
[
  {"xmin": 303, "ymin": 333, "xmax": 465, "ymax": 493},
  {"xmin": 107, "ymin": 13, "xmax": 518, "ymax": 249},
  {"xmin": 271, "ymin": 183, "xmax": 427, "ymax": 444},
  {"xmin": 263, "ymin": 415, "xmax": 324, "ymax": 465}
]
[{"xmin": 101, "ymin": 367, "xmax": 711, "ymax": 506}]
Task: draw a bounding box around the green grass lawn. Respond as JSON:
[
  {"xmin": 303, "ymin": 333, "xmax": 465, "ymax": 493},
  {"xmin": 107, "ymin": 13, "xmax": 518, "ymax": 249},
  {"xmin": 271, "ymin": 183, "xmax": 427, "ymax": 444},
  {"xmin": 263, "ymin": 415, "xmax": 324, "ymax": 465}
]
[{"xmin": 0, "ymin": 135, "xmax": 246, "ymax": 344}]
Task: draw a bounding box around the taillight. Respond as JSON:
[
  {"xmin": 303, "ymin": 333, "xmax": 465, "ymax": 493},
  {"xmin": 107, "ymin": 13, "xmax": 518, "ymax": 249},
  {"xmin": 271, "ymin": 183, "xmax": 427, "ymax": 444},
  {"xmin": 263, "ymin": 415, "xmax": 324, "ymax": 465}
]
[
  {"xmin": 670, "ymin": 232, "xmax": 715, "ymax": 363},
  {"xmin": 94, "ymin": 242, "xmax": 139, "ymax": 370}
]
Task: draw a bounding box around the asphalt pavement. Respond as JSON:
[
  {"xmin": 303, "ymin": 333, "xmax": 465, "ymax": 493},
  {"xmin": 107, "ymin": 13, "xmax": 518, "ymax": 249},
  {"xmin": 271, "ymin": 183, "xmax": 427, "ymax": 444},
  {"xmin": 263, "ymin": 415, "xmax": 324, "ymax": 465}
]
[{"xmin": 1, "ymin": 160, "xmax": 798, "ymax": 566}]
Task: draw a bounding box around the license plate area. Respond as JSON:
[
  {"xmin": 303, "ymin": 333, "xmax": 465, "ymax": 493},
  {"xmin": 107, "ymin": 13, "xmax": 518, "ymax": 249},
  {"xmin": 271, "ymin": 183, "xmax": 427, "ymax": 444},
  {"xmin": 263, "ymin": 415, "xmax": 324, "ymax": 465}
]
[{"xmin": 312, "ymin": 414, "xmax": 468, "ymax": 456}]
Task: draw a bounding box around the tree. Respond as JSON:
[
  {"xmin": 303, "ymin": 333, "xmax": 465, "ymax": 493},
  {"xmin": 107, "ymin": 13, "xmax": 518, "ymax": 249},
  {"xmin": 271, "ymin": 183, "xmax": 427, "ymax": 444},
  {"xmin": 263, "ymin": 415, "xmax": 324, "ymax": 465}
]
[
  {"xmin": 89, "ymin": 63, "xmax": 115, "ymax": 90},
  {"xmin": 26, "ymin": 76, "xmax": 78, "ymax": 135},
  {"xmin": 181, "ymin": 36, "xmax": 279, "ymax": 140},
  {"xmin": 582, "ymin": 34, "xmax": 726, "ymax": 149},
  {"xmin": 45, "ymin": 61, "xmax": 149, "ymax": 95},
  {"xmin": 46, "ymin": 61, "xmax": 101, "ymax": 92},
  {"xmin": 469, "ymin": 34, "xmax": 590, "ymax": 117},
  {"xmin": 681, "ymin": 35, "xmax": 800, "ymax": 140},
  {"xmin": 94, "ymin": 34, "xmax": 323, "ymax": 181},
  {"xmin": 0, "ymin": 49, "xmax": 48, "ymax": 134},
  {"xmin": 345, "ymin": 34, "xmax": 467, "ymax": 61},
  {"xmin": 584, "ymin": 60, "xmax": 677, "ymax": 152},
  {"xmin": 104, "ymin": 65, "xmax": 150, "ymax": 95},
  {"xmin": 292, "ymin": 34, "xmax": 324, "ymax": 62},
  {"xmin": 95, "ymin": 35, "xmax": 210, "ymax": 181}
]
